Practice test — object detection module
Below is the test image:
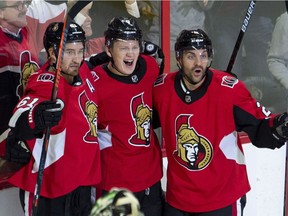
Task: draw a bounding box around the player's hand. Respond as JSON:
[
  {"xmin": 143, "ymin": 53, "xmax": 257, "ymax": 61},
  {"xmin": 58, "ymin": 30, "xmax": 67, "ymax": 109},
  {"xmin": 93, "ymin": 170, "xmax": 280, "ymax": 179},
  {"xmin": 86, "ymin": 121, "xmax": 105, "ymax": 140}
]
[
  {"xmin": 142, "ymin": 40, "xmax": 163, "ymax": 58},
  {"xmin": 5, "ymin": 131, "xmax": 31, "ymax": 165},
  {"xmin": 34, "ymin": 99, "xmax": 64, "ymax": 131},
  {"xmin": 272, "ymin": 112, "xmax": 288, "ymax": 145},
  {"xmin": 142, "ymin": 40, "xmax": 164, "ymax": 74}
]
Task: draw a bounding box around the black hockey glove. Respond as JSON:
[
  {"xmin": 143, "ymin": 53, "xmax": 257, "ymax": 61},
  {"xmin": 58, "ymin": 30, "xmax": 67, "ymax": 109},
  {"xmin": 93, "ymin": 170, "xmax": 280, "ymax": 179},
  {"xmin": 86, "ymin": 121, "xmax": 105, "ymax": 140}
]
[
  {"xmin": 142, "ymin": 40, "xmax": 163, "ymax": 57},
  {"xmin": 272, "ymin": 112, "xmax": 288, "ymax": 145},
  {"xmin": 142, "ymin": 40, "xmax": 165, "ymax": 74},
  {"xmin": 34, "ymin": 99, "xmax": 64, "ymax": 132},
  {"xmin": 5, "ymin": 131, "xmax": 31, "ymax": 165},
  {"xmin": 89, "ymin": 52, "xmax": 111, "ymax": 67}
]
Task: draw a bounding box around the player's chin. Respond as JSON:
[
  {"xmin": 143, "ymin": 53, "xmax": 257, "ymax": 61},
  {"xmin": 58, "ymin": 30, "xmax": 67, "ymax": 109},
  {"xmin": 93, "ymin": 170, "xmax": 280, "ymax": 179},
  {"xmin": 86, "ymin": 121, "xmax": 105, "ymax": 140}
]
[
  {"xmin": 123, "ymin": 64, "xmax": 136, "ymax": 75},
  {"xmin": 69, "ymin": 67, "xmax": 80, "ymax": 74},
  {"xmin": 69, "ymin": 68, "xmax": 78, "ymax": 73}
]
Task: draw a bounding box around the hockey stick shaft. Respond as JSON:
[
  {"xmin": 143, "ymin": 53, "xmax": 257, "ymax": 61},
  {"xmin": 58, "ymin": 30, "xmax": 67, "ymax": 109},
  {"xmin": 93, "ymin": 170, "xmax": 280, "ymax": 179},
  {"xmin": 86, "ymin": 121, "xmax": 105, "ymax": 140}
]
[
  {"xmin": 226, "ymin": 0, "xmax": 256, "ymax": 73},
  {"xmin": 31, "ymin": 2, "xmax": 91, "ymax": 216},
  {"xmin": 226, "ymin": 1, "xmax": 256, "ymax": 215}
]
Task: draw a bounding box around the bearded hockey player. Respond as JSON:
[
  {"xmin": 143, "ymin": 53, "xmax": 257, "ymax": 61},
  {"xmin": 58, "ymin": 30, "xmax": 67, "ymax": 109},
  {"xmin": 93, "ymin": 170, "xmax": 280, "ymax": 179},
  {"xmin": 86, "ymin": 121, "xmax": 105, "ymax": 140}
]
[
  {"xmin": 153, "ymin": 29, "xmax": 288, "ymax": 216},
  {"xmin": 6, "ymin": 21, "xmax": 101, "ymax": 216}
]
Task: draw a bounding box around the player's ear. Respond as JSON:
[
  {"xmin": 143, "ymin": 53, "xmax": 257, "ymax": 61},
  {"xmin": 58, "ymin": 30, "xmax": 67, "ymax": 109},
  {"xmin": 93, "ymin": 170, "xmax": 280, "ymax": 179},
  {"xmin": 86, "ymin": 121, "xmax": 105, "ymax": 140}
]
[
  {"xmin": 105, "ymin": 46, "xmax": 112, "ymax": 58},
  {"xmin": 48, "ymin": 47, "xmax": 57, "ymax": 64},
  {"xmin": 48, "ymin": 47, "xmax": 54, "ymax": 57},
  {"xmin": 176, "ymin": 57, "xmax": 184, "ymax": 70}
]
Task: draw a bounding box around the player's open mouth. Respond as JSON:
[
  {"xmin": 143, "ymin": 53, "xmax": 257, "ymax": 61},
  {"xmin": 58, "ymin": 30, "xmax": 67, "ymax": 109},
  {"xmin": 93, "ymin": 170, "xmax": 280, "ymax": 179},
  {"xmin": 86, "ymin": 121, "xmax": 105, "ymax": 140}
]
[{"xmin": 124, "ymin": 60, "xmax": 133, "ymax": 66}]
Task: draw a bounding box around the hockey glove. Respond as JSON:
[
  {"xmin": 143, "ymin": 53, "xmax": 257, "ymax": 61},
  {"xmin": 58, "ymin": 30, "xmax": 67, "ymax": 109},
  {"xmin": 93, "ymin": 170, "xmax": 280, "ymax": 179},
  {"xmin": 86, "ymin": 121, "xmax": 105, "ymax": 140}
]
[
  {"xmin": 142, "ymin": 40, "xmax": 165, "ymax": 74},
  {"xmin": 142, "ymin": 40, "xmax": 165, "ymax": 59},
  {"xmin": 5, "ymin": 131, "xmax": 31, "ymax": 165},
  {"xmin": 272, "ymin": 112, "xmax": 288, "ymax": 145},
  {"xmin": 34, "ymin": 99, "xmax": 64, "ymax": 132}
]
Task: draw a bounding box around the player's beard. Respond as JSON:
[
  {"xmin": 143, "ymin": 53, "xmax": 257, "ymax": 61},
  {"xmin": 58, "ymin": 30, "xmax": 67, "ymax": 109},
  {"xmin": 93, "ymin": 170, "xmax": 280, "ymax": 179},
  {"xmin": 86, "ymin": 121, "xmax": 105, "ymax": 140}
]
[{"xmin": 182, "ymin": 66, "xmax": 207, "ymax": 86}]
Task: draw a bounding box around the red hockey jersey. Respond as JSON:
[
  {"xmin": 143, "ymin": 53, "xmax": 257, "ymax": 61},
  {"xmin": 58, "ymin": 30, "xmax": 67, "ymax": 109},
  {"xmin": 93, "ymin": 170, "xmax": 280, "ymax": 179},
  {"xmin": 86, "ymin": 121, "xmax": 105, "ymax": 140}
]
[
  {"xmin": 0, "ymin": 0, "xmax": 66, "ymax": 157},
  {"xmin": 0, "ymin": 27, "xmax": 39, "ymax": 157},
  {"xmin": 153, "ymin": 69, "xmax": 277, "ymax": 212},
  {"xmin": 93, "ymin": 55, "xmax": 163, "ymax": 192},
  {"xmin": 8, "ymin": 62, "xmax": 101, "ymax": 198}
]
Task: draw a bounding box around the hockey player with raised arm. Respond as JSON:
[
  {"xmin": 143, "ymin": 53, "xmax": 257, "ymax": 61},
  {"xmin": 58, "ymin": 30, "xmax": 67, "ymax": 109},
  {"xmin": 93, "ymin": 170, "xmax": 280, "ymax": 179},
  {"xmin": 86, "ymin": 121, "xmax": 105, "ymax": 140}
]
[
  {"xmin": 6, "ymin": 22, "xmax": 101, "ymax": 216},
  {"xmin": 153, "ymin": 29, "xmax": 288, "ymax": 216}
]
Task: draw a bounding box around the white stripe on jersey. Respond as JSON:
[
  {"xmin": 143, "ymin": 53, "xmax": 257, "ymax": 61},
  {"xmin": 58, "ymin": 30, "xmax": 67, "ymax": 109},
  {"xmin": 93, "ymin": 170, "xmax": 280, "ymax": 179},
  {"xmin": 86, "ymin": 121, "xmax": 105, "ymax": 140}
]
[
  {"xmin": 98, "ymin": 127, "xmax": 112, "ymax": 150},
  {"xmin": 0, "ymin": 65, "xmax": 20, "ymax": 74},
  {"xmin": 220, "ymin": 131, "xmax": 246, "ymax": 165},
  {"xmin": 32, "ymin": 129, "xmax": 66, "ymax": 173}
]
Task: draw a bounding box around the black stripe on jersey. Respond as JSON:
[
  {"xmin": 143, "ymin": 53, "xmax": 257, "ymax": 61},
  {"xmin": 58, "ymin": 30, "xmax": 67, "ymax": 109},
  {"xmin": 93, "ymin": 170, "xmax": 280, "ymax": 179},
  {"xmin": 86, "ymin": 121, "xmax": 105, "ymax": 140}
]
[{"xmin": 5, "ymin": 31, "xmax": 23, "ymax": 43}]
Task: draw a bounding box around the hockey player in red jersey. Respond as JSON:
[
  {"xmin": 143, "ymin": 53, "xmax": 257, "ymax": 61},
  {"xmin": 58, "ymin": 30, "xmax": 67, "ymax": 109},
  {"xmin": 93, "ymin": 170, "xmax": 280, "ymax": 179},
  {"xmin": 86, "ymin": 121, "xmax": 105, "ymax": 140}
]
[
  {"xmin": 90, "ymin": 17, "xmax": 163, "ymax": 216},
  {"xmin": 153, "ymin": 29, "xmax": 288, "ymax": 216},
  {"xmin": 6, "ymin": 22, "xmax": 101, "ymax": 215}
]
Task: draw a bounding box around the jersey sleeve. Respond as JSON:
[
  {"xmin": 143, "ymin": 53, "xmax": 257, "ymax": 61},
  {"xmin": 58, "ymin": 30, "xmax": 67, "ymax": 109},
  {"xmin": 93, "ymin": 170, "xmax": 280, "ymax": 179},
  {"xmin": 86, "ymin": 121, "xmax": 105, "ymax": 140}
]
[
  {"xmin": 8, "ymin": 69, "xmax": 57, "ymax": 141},
  {"xmin": 233, "ymin": 80, "xmax": 280, "ymax": 149}
]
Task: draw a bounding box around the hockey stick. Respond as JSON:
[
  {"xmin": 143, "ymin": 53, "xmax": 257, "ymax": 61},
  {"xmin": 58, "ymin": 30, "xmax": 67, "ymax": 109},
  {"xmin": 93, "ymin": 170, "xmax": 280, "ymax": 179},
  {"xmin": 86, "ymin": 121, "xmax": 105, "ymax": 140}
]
[
  {"xmin": 225, "ymin": 1, "xmax": 256, "ymax": 216},
  {"xmin": 31, "ymin": 1, "xmax": 91, "ymax": 216},
  {"xmin": 226, "ymin": 0, "xmax": 256, "ymax": 73}
]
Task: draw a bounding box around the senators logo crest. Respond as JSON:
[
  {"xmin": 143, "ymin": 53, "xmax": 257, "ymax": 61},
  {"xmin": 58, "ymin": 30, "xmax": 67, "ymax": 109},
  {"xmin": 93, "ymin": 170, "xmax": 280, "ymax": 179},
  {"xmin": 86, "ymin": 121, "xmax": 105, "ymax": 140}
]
[
  {"xmin": 17, "ymin": 51, "xmax": 39, "ymax": 97},
  {"xmin": 174, "ymin": 114, "xmax": 213, "ymax": 170},
  {"xmin": 79, "ymin": 91, "xmax": 98, "ymax": 143},
  {"xmin": 129, "ymin": 93, "xmax": 152, "ymax": 146}
]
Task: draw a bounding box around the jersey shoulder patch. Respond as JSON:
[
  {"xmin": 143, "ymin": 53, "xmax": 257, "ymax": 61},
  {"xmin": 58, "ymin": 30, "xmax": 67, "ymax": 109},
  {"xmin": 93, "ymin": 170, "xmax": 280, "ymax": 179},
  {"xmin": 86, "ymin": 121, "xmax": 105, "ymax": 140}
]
[
  {"xmin": 154, "ymin": 73, "xmax": 167, "ymax": 87},
  {"xmin": 221, "ymin": 75, "xmax": 238, "ymax": 88}
]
